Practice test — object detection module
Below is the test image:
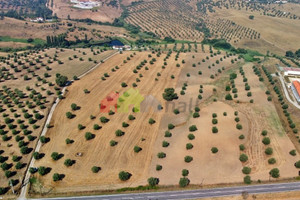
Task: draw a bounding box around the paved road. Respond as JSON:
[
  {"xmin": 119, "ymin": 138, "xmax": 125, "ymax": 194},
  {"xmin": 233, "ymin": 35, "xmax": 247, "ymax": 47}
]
[
  {"xmin": 30, "ymin": 182, "xmax": 300, "ymax": 200},
  {"xmin": 18, "ymin": 51, "xmax": 119, "ymax": 200},
  {"xmin": 277, "ymin": 73, "xmax": 300, "ymax": 109}
]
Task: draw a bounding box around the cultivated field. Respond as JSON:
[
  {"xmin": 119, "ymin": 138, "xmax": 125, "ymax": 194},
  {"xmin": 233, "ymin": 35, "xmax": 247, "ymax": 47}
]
[
  {"xmin": 0, "ymin": 47, "xmax": 116, "ymax": 194},
  {"xmin": 24, "ymin": 44, "xmax": 300, "ymax": 196}
]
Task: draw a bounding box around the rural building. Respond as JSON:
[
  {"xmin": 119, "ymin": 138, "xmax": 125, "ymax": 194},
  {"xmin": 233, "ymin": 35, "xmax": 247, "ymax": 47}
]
[
  {"xmin": 70, "ymin": 0, "xmax": 100, "ymax": 9},
  {"xmin": 112, "ymin": 45, "xmax": 131, "ymax": 51},
  {"xmin": 283, "ymin": 67, "xmax": 300, "ymax": 76},
  {"xmin": 291, "ymin": 81, "xmax": 300, "ymax": 103}
]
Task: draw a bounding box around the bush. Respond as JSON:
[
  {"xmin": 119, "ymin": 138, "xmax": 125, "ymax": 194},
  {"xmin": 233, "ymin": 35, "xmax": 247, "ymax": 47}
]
[
  {"xmin": 119, "ymin": 171, "xmax": 131, "ymax": 181},
  {"xmin": 262, "ymin": 137, "xmax": 271, "ymax": 145},
  {"xmin": 179, "ymin": 177, "xmax": 190, "ymax": 187},
  {"xmin": 65, "ymin": 138, "xmax": 74, "ymax": 144},
  {"xmin": 186, "ymin": 143, "xmax": 193, "ymax": 150},
  {"xmin": 91, "ymin": 166, "xmax": 101, "ymax": 173},
  {"xmin": 165, "ymin": 131, "xmax": 172, "ymax": 137},
  {"xmin": 162, "ymin": 141, "xmax": 169, "ymax": 147},
  {"xmin": 242, "ymin": 167, "xmax": 251, "ymax": 174},
  {"xmin": 115, "ymin": 129, "xmax": 124, "ymax": 137},
  {"xmin": 211, "ymin": 147, "xmax": 218, "ymax": 153},
  {"xmin": 268, "ymin": 158, "xmax": 276, "ymax": 164},
  {"xmin": 163, "ymin": 88, "xmax": 178, "ymax": 101},
  {"xmin": 239, "ymin": 154, "xmax": 248, "ymax": 162},
  {"xmin": 295, "ymin": 160, "xmax": 300, "ymax": 168},
  {"xmin": 184, "ymin": 156, "xmax": 193, "ymax": 163},
  {"xmin": 38, "ymin": 166, "xmax": 49, "ymax": 176},
  {"xmin": 269, "ymin": 168, "xmax": 280, "ymax": 178},
  {"xmin": 193, "ymin": 112, "xmax": 200, "ymax": 118},
  {"xmin": 134, "ymin": 146, "xmax": 142, "ymax": 153},
  {"xmin": 148, "ymin": 118, "xmax": 156, "ymax": 124},
  {"xmin": 66, "ymin": 112, "xmax": 73, "ymax": 119},
  {"xmin": 236, "ymin": 124, "xmax": 243, "ymax": 130},
  {"xmin": 157, "ymin": 152, "xmax": 166, "ymax": 158},
  {"xmin": 290, "ymin": 150, "xmax": 296, "ymax": 156},
  {"xmin": 173, "ymin": 109, "xmax": 180, "ymax": 115},
  {"xmin": 212, "ymin": 126, "xmax": 218, "ymax": 133},
  {"xmin": 148, "ymin": 177, "xmax": 159, "ymax": 187},
  {"xmin": 64, "ymin": 159, "xmax": 75, "ymax": 167},
  {"xmin": 128, "ymin": 115, "xmax": 135, "ymax": 120},
  {"xmin": 110, "ymin": 140, "xmax": 117, "ymax": 146},
  {"xmin": 212, "ymin": 119, "xmax": 218, "ymax": 124},
  {"xmin": 85, "ymin": 132, "xmax": 95, "ymax": 140},
  {"xmin": 156, "ymin": 165, "xmax": 162, "ymax": 171},
  {"xmin": 188, "ymin": 134, "xmax": 195, "ymax": 140},
  {"xmin": 261, "ymin": 130, "xmax": 268, "ymax": 136},
  {"xmin": 182, "ymin": 169, "xmax": 189, "ymax": 177},
  {"xmin": 239, "ymin": 135, "xmax": 245, "ymax": 140},
  {"xmin": 239, "ymin": 144, "xmax": 245, "ymax": 151},
  {"xmin": 225, "ymin": 94, "xmax": 233, "ymax": 100},
  {"xmin": 265, "ymin": 147, "xmax": 273, "ymax": 155},
  {"xmin": 71, "ymin": 103, "xmax": 78, "ymax": 111},
  {"xmin": 168, "ymin": 124, "xmax": 175, "ymax": 130},
  {"xmin": 53, "ymin": 173, "xmax": 62, "ymax": 181},
  {"xmin": 100, "ymin": 116, "xmax": 109, "ymax": 123},
  {"xmin": 51, "ymin": 152, "xmax": 61, "ymax": 161},
  {"xmin": 244, "ymin": 175, "xmax": 251, "ymax": 184}
]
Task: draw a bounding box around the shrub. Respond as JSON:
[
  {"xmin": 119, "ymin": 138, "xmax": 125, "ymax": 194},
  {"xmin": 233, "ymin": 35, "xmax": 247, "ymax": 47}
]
[
  {"xmin": 242, "ymin": 167, "xmax": 251, "ymax": 174},
  {"xmin": 64, "ymin": 159, "xmax": 75, "ymax": 167},
  {"xmin": 149, "ymin": 118, "xmax": 156, "ymax": 124},
  {"xmin": 225, "ymin": 94, "xmax": 233, "ymax": 100},
  {"xmin": 85, "ymin": 132, "xmax": 95, "ymax": 140},
  {"xmin": 157, "ymin": 152, "xmax": 166, "ymax": 158},
  {"xmin": 134, "ymin": 146, "xmax": 142, "ymax": 153},
  {"xmin": 211, "ymin": 147, "xmax": 218, "ymax": 153},
  {"xmin": 115, "ymin": 129, "xmax": 124, "ymax": 137},
  {"xmin": 38, "ymin": 166, "xmax": 49, "ymax": 176},
  {"xmin": 165, "ymin": 131, "xmax": 172, "ymax": 137},
  {"xmin": 148, "ymin": 177, "xmax": 159, "ymax": 187},
  {"xmin": 236, "ymin": 124, "xmax": 243, "ymax": 130},
  {"xmin": 212, "ymin": 126, "xmax": 218, "ymax": 133},
  {"xmin": 261, "ymin": 130, "xmax": 268, "ymax": 136},
  {"xmin": 239, "ymin": 154, "xmax": 248, "ymax": 162},
  {"xmin": 189, "ymin": 125, "xmax": 197, "ymax": 132},
  {"xmin": 193, "ymin": 112, "xmax": 200, "ymax": 118},
  {"xmin": 269, "ymin": 168, "xmax": 280, "ymax": 178},
  {"xmin": 295, "ymin": 160, "xmax": 300, "ymax": 168},
  {"xmin": 162, "ymin": 88, "xmax": 178, "ymax": 101},
  {"xmin": 100, "ymin": 116, "xmax": 109, "ymax": 123},
  {"xmin": 71, "ymin": 103, "xmax": 78, "ymax": 111},
  {"xmin": 65, "ymin": 138, "xmax": 74, "ymax": 144},
  {"xmin": 239, "ymin": 144, "xmax": 245, "ymax": 151},
  {"xmin": 119, "ymin": 171, "xmax": 131, "ymax": 181},
  {"xmin": 267, "ymin": 158, "xmax": 276, "ymax": 164},
  {"xmin": 173, "ymin": 109, "xmax": 180, "ymax": 115},
  {"xmin": 168, "ymin": 124, "xmax": 175, "ymax": 130},
  {"xmin": 66, "ymin": 112, "xmax": 73, "ymax": 119},
  {"xmin": 51, "ymin": 152, "xmax": 61, "ymax": 161},
  {"xmin": 128, "ymin": 115, "xmax": 135, "ymax": 120},
  {"xmin": 289, "ymin": 150, "xmax": 296, "ymax": 156},
  {"xmin": 179, "ymin": 177, "xmax": 190, "ymax": 187},
  {"xmin": 239, "ymin": 135, "xmax": 245, "ymax": 140},
  {"xmin": 262, "ymin": 137, "xmax": 271, "ymax": 145},
  {"xmin": 188, "ymin": 134, "xmax": 195, "ymax": 140},
  {"xmin": 186, "ymin": 143, "xmax": 193, "ymax": 150},
  {"xmin": 244, "ymin": 175, "xmax": 252, "ymax": 184},
  {"xmin": 53, "ymin": 173, "xmax": 62, "ymax": 181},
  {"xmin": 156, "ymin": 165, "xmax": 162, "ymax": 171},
  {"xmin": 91, "ymin": 166, "xmax": 101, "ymax": 173},
  {"xmin": 184, "ymin": 156, "xmax": 193, "ymax": 163},
  {"xmin": 182, "ymin": 169, "xmax": 189, "ymax": 177},
  {"xmin": 265, "ymin": 147, "xmax": 273, "ymax": 155},
  {"xmin": 212, "ymin": 119, "xmax": 218, "ymax": 124},
  {"xmin": 93, "ymin": 124, "xmax": 101, "ymax": 130},
  {"xmin": 162, "ymin": 141, "xmax": 169, "ymax": 147}
]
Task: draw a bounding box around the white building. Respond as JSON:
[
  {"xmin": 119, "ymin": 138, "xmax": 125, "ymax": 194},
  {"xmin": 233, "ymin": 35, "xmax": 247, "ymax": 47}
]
[{"xmin": 283, "ymin": 67, "xmax": 300, "ymax": 76}]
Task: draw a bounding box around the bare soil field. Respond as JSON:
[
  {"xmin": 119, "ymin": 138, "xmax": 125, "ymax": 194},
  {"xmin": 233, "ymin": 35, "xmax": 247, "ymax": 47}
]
[
  {"xmin": 0, "ymin": 17, "xmax": 131, "ymax": 44},
  {"xmin": 50, "ymin": 0, "xmax": 122, "ymax": 22},
  {"xmin": 26, "ymin": 45, "xmax": 300, "ymax": 195},
  {"xmin": 211, "ymin": 8, "xmax": 300, "ymax": 55}
]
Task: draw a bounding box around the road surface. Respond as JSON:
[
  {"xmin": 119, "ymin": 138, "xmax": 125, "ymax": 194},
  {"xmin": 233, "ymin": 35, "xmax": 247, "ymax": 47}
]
[
  {"xmin": 18, "ymin": 51, "xmax": 119, "ymax": 200},
  {"xmin": 29, "ymin": 181, "xmax": 300, "ymax": 200}
]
